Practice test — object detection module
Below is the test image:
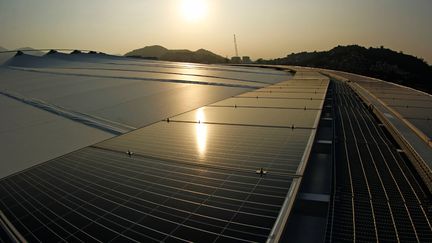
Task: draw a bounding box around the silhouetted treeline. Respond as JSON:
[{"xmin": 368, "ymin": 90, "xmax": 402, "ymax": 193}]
[{"xmin": 258, "ymin": 45, "xmax": 432, "ymax": 93}]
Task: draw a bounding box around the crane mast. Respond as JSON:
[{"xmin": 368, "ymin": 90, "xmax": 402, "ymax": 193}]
[{"xmin": 234, "ymin": 34, "xmax": 239, "ymax": 57}]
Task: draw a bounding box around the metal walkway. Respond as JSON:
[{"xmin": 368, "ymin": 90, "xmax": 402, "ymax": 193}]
[{"xmin": 325, "ymin": 80, "xmax": 432, "ymax": 242}]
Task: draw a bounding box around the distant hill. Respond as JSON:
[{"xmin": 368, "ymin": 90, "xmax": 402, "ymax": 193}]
[
  {"xmin": 0, "ymin": 47, "xmax": 47, "ymax": 65},
  {"xmin": 125, "ymin": 45, "xmax": 228, "ymax": 64},
  {"xmin": 126, "ymin": 45, "xmax": 168, "ymax": 59},
  {"xmin": 260, "ymin": 45, "xmax": 432, "ymax": 93},
  {"xmin": 17, "ymin": 47, "xmax": 45, "ymax": 56}
]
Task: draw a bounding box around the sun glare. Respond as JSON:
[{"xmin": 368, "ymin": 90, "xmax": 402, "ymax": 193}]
[
  {"xmin": 181, "ymin": 0, "xmax": 207, "ymax": 22},
  {"xmin": 195, "ymin": 108, "xmax": 207, "ymax": 159}
]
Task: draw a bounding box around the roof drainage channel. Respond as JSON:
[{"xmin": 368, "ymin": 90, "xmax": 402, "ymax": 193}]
[{"xmin": 277, "ymin": 81, "xmax": 334, "ymax": 243}]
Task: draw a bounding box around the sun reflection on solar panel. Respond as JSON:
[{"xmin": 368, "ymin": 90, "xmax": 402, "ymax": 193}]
[{"xmin": 195, "ymin": 108, "xmax": 207, "ymax": 158}]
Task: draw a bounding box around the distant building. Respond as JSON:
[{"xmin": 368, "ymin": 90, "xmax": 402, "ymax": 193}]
[
  {"xmin": 231, "ymin": 56, "xmax": 242, "ymax": 64},
  {"xmin": 242, "ymin": 56, "xmax": 252, "ymax": 64},
  {"xmin": 230, "ymin": 56, "xmax": 252, "ymax": 64}
]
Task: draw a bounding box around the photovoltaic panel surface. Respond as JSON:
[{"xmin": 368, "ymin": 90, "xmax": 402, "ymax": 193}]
[
  {"xmin": 97, "ymin": 122, "xmax": 311, "ymax": 174},
  {"xmin": 326, "ymin": 70, "xmax": 432, "ymax": 141},
  {"xmin": 18, "ymin": 67, "xmax": 270, "ymax": 88},
  {"xmin": 2, "ymin": 55, "xmax": 293, "ymax": 178},
  {"xmin": 170, "ymin": 107, "xmax": 320, "ymax": 128},
  {"xmin": 209, "ymin": 98, "xmax": 323, "ymax": 110},
  {"xmin": 0, "ymin": 70, "xmax": 329, "ymax": 242},
  {"xmin": 0, "ymin": 146, "xmax": 294, "ymax": 242},
  {"xmin": 237, "ymin": 92, "xmax": 325, "ymax": 100}
]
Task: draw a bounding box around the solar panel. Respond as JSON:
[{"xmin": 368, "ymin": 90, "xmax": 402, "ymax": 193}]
[
  {"xmin": 170, "ymin": 107, "xmax": 320, "ymax": 128},
  {"xmin": 406, "ymin": 119, "xmax": 432, "ymax": 139},
  {"xmin": 326, "ymin": 79, "xmax": 432, "ymax": 242},
  {"xmin": 98, "ymin": 122, "xmax": 310, "ymax": 174},
  {"xmin": 387, "ymin": 106, "xmax": 431, "ymax": 119},
  {"xmin": 0, "ymin": 135, "xmax": 296, "ymax": 242},
  {"xmin": 385, "ymin": 99, "xmax": 432, "ymax": 107},
  {"xmin": 210, "ymin": 97, "xmax": 324, "ymax": 109},
  {"xmin": 238, "ymin": 92, "xmax": 326, "ymax": 100},
  {"xmin": 377, "ymin": 93, "xmax": 431, "ymax": 101},
  {"xmin": 19, "ymin": 67, "xmax": 269, "ymax": 88},
  {"xmin": 254, "ymin": 88, "xmax": 326, "ymax": 94},
  {"xmin": 0, "ymin": 70, "xmax": 330, "ymax": 242}
]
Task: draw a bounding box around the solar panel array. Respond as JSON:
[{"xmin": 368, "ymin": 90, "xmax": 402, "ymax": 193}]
[
  {"xmin": 329, "ymin": 72, "xmax": 432, "ymax": 142},
  {"xmin": 326, "ymin": 80, "xmax": 432, "ymax": 242},
  {"xmin": 1, "ymin": 54, "xmax": 292, "ymax": 181},
  {"xmin": 0, "ymin": 71, "xmax": 329, "ymax": 242}
]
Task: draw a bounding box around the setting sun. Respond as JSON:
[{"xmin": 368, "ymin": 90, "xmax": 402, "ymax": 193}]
[
  {"xmin": 1, "ymin": 1, "xmax": 432, "ymax": 243},
  {"xmin": 181, "ymin": 0, "xmax": 207, "ymax": 21}
]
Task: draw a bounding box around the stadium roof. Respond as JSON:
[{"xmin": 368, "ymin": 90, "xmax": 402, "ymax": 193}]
[
  {"xmin": 0, "ymin": 52, "xmax": 289, "ymax": 178},
  {"xmin": 1, "ymin": 51, "xmax": 431, "ymax": 242}
]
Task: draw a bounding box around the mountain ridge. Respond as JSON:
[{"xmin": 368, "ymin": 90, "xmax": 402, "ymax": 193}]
[
  {"xmin": 258, "ymin": 45, "xmax": 432, "ymax": 93},
  {"xmin": 125, "ymin": 45, "xmax": 228, "ymax": 64}
]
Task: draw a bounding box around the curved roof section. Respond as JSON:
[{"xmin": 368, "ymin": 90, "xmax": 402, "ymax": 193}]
[
  {"xmin": 0, "ymin": 70, "xmax": 328, "ymax": 242},
  {"xmin": 0, "ymin": 53, "xmax": 291, "ymax": 179}
]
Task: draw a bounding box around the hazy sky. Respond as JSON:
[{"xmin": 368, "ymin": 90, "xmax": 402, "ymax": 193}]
[{"xmin": 1, "ymin": 0, "xmax": 431, "ymax": 62}]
